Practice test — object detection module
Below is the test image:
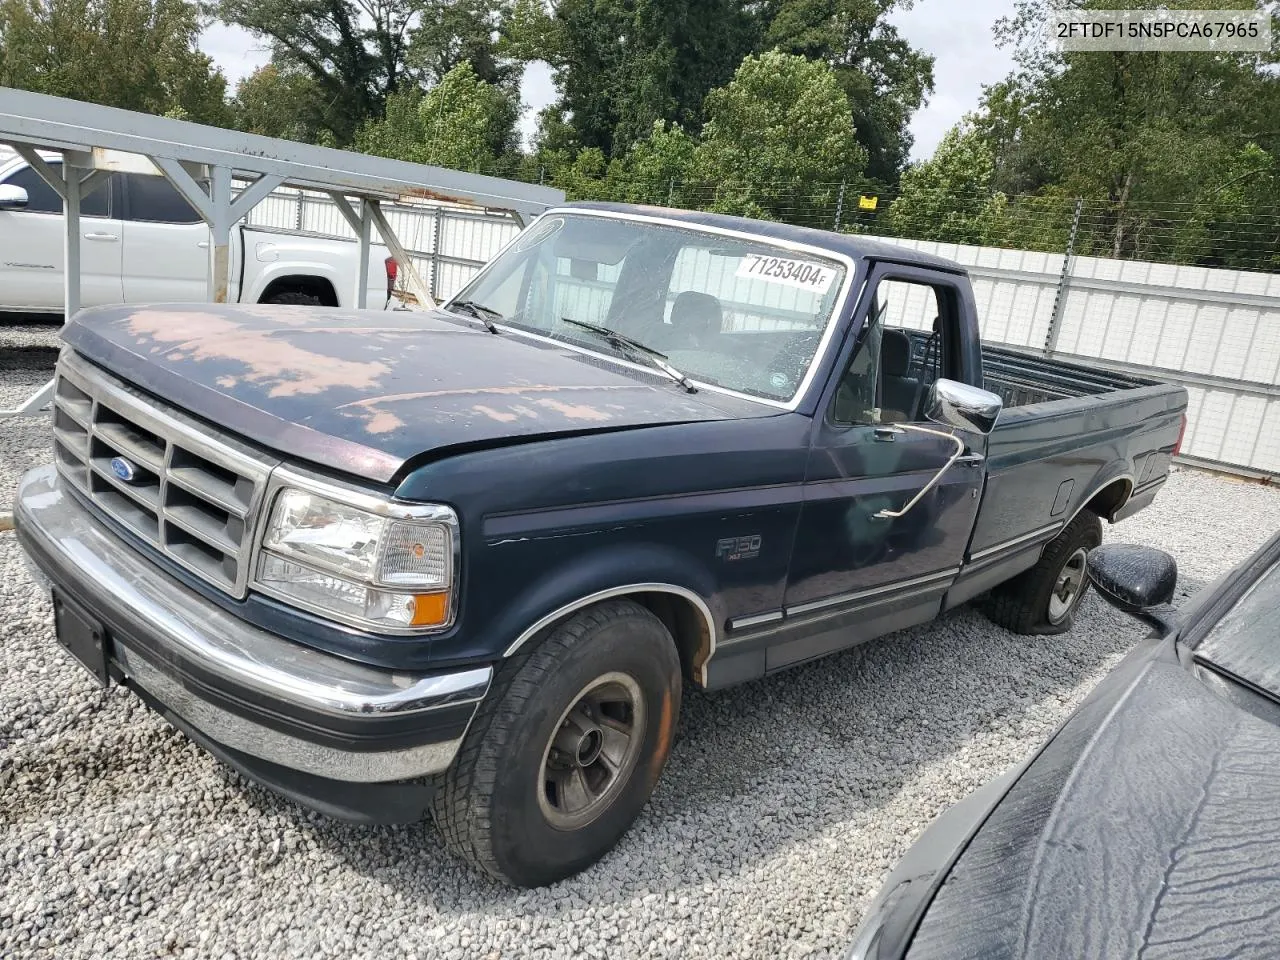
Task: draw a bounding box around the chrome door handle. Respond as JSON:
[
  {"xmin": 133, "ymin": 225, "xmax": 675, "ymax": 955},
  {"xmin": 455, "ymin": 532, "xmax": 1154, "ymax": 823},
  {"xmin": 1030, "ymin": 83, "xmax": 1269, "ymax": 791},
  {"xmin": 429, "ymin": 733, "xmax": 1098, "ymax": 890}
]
[
  {"xmin": 956, "ymin": 453, "xmax": 985, "ymax": 466},
  {"xmin": 197, "ymin": 241, "xmax": 209, "ymax": 249},
  {"xmin": 873, "ymin": 426, "xmax": 905, "ymax": 442},
  {"xmin": 873, "ymin": 426, "xmax": 966, "ymax": 520},
  {"xmin": 83, "ymin": 232, "xmax": 119, "ymax": 242}
]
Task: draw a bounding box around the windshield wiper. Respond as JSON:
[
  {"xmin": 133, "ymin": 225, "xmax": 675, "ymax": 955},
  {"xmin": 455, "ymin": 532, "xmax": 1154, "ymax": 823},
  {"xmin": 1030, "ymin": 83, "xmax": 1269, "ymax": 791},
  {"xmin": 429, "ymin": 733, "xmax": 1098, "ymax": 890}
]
[
  {"xmin": 558, "ymin": 317, "xmax": 697, "ymax": 394},
  {"xmin": 447, "ymin": 300, "xmax": 502, "ymax": 334}
]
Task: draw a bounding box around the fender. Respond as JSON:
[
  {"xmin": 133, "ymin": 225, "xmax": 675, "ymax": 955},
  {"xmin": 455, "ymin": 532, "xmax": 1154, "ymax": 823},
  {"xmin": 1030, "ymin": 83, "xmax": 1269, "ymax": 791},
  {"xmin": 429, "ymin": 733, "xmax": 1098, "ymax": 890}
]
[
  {"xmin": 246, "ymin": 258, "xmax": 344, "ymax": 305},
  {"xmin": 1072, "ymin": 465, "xmax": 1135, "ymax": 524},
  {"xmin": 485, "ymin": 541, "xmax": 721, "ymax": 672}
]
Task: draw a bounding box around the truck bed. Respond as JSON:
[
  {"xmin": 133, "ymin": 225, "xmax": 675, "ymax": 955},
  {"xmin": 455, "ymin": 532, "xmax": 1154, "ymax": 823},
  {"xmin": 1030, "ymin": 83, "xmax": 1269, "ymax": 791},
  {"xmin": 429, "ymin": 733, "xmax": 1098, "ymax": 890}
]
[
  {"xmin": 970, "ymin": 355, "xmax": 1184, "ymax": 600},
  {"xmin": 897, "ymin": 328, "xmax": 1163, "ymax": 410},
  {"xmin": 893, "ymin": 326, "xmax": 1187, "ymax": 611},
  {"xmin": 981, "ymin": 346, "xmax": 1160, "ymax": 408}
]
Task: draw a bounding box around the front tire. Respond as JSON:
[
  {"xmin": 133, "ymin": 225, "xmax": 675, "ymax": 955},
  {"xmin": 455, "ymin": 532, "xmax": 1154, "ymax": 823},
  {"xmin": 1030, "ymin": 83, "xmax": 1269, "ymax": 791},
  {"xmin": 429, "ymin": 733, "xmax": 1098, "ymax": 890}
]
[
  {"xmin": 983, "ymin": 510, "xmax": 1103, "ymax": 635},
  {"xmin": 432, "ymin": 600, "xmax": 682, "ymax": 886}
]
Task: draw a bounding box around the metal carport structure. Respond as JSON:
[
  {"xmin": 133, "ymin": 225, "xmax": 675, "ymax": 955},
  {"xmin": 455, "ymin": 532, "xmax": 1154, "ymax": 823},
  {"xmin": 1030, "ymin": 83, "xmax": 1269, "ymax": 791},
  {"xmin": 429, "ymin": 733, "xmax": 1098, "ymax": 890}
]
[{"xmin": 0, "ymin": 87, "xmax": 562, "ymax": 419}]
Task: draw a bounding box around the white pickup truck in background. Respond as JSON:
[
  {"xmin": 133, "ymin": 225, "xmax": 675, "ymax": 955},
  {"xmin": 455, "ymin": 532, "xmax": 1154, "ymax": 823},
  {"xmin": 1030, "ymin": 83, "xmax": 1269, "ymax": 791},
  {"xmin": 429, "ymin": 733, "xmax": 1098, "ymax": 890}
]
[{"xmin": 0, "ymin": 151, "xmax": 397, "ymax": 314}]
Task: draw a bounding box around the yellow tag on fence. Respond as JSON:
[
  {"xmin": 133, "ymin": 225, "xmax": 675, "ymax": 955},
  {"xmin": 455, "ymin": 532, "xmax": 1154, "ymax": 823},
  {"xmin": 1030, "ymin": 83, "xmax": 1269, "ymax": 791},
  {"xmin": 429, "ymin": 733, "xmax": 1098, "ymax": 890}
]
[{"xmin": 858, "ymin": 195, "xmax": 879, "ymax": 211}]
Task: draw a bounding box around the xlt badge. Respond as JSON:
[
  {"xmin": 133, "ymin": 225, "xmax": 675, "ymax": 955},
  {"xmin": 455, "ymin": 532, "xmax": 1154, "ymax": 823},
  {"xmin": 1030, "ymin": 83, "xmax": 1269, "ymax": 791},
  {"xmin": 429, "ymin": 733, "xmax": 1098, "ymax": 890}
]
[{"xmin": 716, "ymin": 535, "xmax": 761, "ymax": 561}]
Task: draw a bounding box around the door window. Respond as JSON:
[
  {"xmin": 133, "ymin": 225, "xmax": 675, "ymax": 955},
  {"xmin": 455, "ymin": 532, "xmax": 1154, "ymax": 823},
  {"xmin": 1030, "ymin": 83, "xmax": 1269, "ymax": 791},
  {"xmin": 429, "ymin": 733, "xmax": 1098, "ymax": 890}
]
[
  {"xmin": 124, "ymin": 174, "xmax": 201, "ymax": 223},
  {"xmin": 2, "ymin": 164, "xmax": 110, "ymax": 217},
  {"xmin": 831, "ymin": 299, "xmax": 885, "ymax": 425},
  {"xmin": 831, "ymin": 279, "xmax": 949, "ymax": 426}
]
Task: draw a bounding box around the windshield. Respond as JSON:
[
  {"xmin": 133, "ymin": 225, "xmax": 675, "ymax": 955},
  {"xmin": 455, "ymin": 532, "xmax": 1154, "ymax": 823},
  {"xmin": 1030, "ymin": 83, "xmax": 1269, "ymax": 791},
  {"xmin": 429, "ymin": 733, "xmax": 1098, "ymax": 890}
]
[
  {"xmin": 1195, "ymin": 557, "xmax": 1280, "ymax": 698},
  {"xmin": 446, "ymin": 212, "xmax": 849, "ymax": 403}
]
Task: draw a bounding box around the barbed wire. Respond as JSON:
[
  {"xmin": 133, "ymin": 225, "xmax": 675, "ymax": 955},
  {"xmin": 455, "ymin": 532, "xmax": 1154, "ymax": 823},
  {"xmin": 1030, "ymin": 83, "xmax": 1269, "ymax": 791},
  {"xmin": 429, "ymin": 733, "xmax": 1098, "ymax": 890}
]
[{"xmin": 442, "ymin": 160, "xmax": 1280, "ymax": 272}]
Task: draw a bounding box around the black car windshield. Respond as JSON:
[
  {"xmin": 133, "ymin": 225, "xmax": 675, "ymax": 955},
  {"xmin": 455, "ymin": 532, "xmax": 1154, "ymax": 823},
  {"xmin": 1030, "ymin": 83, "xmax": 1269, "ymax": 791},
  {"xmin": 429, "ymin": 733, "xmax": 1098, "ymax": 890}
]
[
  {"xmin": 444, "ymin": 212, "xmax": 848, "ymax": 403},
  {"xmin": 1195, "ymin": 556, "xmax": 1280, "ymax": 697}
]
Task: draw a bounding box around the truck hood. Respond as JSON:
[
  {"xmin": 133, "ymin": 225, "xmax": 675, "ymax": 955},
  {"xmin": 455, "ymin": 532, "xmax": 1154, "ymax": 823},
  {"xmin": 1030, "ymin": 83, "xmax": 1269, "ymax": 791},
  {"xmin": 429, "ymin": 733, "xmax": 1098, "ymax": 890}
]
[
  {"xmin": 902, "ymin": 640, "xmax": 1280, "ymax": 960},
  {"xmin": 63, "ymin": 303, "xmax": 773, "ymax": 483}
]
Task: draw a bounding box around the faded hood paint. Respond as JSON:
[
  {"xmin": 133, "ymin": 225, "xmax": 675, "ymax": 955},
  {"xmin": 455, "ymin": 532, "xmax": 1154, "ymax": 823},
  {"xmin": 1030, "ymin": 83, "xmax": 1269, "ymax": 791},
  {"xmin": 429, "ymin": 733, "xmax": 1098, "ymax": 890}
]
[{"xmin": 63, "ymin": 304, "xmax": 773, "ymax": 483}]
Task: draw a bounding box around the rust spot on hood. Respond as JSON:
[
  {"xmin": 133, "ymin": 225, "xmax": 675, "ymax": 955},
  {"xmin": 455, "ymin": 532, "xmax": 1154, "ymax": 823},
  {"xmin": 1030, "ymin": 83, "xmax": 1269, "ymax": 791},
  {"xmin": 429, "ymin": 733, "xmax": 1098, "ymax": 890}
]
[
  {"xmin": 473, "ymin": 404, "xmax": 519, "ymax": 423},
  {"xmin": 124, "ymin": 309, "xmax": 389, "ymax": 398},
  {"xmin": 364, "ymin": 410, "xmax": 406, "ymax": 434},
  {"xmin": 533, "ymin": 398, "xmax": 611, "ymax": 422},
  {"xmin": 338, "ymin": 383, "xmax": 635, "ymax": 435},
  {"xmin": 338, "ymin": 383, "xmax": 637, "ymax": 409}
]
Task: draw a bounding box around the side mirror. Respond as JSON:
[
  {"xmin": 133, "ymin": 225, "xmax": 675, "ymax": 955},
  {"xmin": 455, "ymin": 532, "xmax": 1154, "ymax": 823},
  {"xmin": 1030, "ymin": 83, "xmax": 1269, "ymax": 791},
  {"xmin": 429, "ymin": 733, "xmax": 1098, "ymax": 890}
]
[
  {"xmin": 0, "ymin": 184, "xmax": 29, "ymax": 210},
  {"xmin": 925, "ymin": 378, "xmax": 1002, "ymax": 435},
  {"xmin": 1087, "ymin": 544, "xmax": 1178, "ymax": 614}
]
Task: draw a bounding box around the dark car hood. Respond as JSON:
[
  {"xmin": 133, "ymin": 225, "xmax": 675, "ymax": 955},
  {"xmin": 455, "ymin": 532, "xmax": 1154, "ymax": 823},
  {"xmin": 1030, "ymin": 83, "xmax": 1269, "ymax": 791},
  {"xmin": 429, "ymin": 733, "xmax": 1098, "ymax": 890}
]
[
  {"xmin": 63, "ymin": 303, "xmax": 771, "ymax": 483},
  {"xmin": 905, "ymin": 644, "xmax": 1280, "ymax": 960}
]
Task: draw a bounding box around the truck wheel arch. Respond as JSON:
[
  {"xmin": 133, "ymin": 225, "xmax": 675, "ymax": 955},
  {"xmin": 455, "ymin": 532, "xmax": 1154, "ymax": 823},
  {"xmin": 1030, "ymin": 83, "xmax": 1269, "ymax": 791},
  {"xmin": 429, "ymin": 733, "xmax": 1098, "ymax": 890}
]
[
  {"xmin": 502, "ymin": 583, "xmax": 718, "ymax": 687},
  {"xmin": 257, "ymin": 275, "xmax": 339, "ymax": 307},
  {"xmin": 1081, "ymin": 474, "xmax": 1134, "ymax": 524}
]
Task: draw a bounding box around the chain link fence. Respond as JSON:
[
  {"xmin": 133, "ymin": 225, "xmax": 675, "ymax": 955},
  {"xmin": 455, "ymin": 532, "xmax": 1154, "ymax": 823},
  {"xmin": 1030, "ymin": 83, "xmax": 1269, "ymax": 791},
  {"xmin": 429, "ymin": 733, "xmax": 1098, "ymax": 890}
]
[{"xmin": 444, "ymin": 164, "xmax": 1280, "ymax": 275}]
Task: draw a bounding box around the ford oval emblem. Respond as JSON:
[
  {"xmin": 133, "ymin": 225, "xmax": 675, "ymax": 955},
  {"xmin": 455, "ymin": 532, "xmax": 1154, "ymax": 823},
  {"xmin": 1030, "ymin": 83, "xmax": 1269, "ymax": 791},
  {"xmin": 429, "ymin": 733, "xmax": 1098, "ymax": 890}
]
[{"xmin": 110, "ymin": 456, "xmax": 138, "ymax": 483}]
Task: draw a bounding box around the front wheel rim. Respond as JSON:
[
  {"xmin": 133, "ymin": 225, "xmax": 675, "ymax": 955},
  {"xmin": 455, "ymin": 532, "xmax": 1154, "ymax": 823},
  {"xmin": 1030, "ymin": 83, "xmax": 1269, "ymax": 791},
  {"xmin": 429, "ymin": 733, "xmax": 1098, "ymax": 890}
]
[
  {"xmin": 537, "ymin": 672, "xmax": 646, "ymax": 831},
  {"xmin": 1048, "ymin": 547, "xmax": 1089, "ymax": 624}
]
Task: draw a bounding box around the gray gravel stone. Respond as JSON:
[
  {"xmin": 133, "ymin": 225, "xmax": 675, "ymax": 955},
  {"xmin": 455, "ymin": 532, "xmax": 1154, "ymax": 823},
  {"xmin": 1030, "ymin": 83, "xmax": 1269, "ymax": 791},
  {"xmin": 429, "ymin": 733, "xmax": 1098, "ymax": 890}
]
[
  {"xmin": 3, "ymin": 357, "xmax": 1279, "ymax": 958},
  {"xmin": 0, "ymin": 330, "xmax": 56, "ymax": 513}
]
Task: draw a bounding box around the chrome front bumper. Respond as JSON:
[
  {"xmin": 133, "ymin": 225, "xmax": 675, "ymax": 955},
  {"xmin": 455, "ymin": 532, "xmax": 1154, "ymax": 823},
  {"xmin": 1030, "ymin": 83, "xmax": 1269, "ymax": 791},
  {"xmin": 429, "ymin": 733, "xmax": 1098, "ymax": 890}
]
[{"xmin": 14, "ymin": 465, "xmax": 491, "ymax": 785}]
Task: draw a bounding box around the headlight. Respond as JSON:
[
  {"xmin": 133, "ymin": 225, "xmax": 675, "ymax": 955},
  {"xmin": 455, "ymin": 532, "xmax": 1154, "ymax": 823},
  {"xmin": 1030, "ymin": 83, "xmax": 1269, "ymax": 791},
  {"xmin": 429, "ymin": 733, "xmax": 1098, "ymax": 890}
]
[{"xmin": 254, "ymin": 483, "xmax": 457, "ymax": 633}]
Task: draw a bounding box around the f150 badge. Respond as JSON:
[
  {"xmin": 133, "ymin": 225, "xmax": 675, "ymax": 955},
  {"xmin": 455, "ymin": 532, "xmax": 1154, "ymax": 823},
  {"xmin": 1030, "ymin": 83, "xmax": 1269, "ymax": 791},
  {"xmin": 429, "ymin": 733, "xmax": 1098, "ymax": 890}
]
[{"xmin": 716, "ymin": 535, "xmax": 761, "ymax": 561}]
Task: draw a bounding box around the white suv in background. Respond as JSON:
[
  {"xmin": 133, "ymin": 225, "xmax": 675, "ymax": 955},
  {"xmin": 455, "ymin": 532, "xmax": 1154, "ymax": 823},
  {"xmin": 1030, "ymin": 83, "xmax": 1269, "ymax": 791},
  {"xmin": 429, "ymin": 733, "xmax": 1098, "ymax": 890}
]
[{"xmin": 0, "ymin": 153, "xmax": 397, "ymax": 314}]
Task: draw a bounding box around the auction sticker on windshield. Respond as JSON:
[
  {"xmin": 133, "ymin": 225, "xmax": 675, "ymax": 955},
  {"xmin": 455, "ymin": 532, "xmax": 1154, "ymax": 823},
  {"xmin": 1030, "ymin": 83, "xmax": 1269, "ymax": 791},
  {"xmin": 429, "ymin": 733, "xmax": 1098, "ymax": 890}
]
[{"xmin": 735, "ymin": 254, "xmax": 837, "ymax": 291}]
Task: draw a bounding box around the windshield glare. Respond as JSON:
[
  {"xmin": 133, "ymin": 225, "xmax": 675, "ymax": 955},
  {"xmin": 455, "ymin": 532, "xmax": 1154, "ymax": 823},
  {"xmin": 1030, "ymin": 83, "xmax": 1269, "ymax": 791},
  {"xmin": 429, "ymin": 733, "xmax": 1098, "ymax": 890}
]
[{"xmin": 447, "ymin": 213, "xmax": 848, "ymax": 403}]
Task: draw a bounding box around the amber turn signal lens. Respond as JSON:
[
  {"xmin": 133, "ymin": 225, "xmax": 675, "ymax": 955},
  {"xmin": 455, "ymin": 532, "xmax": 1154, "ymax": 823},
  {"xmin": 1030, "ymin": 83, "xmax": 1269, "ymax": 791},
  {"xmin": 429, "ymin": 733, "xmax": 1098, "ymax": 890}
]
[{"xmin": 410, "ymin": 591, "xmax": 450, "ymax": 627}]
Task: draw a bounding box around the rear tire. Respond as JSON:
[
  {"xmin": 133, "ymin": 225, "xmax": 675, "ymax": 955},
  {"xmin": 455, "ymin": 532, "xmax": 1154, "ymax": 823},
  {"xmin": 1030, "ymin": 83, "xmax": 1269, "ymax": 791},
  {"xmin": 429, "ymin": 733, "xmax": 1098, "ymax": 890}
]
[
  {"xmin": 431, "ymin": 599, "xmax": 682, "ymax": 887},
  {"xmin": 983, "ymin": 510, "xmax": 1103, "ymax": 635},
  {"xmin": 262, "ymin": 290, "xmax": 323, "ymax": 306}
]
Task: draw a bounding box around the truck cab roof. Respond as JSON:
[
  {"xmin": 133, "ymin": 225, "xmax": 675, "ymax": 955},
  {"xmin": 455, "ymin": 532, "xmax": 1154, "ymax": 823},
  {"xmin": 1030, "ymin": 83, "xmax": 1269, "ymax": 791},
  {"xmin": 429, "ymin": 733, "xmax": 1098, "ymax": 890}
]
[{"xmin": 561, "ymin": 201, "xmax": 969, "ymax": 275}]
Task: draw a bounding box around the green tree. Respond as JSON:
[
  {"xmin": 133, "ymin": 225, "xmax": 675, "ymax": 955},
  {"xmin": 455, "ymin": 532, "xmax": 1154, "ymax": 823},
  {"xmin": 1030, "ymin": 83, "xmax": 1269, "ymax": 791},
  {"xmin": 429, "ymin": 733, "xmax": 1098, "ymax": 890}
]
[
  {"xmin": 586, "ymin": 120, "xmax": 698, "ymax": 206},
  {"xmin": 0, "ymin": 0, "xmax": 228, "ymax": 123},
  {"xmin": 408, "ymin": 0, "xmax": 520, "ymax": 88},
  {"xmin": 762, "ymin": 0, "xmax": 935, "ymax": 184},
  {"xmin": 519, "ymin": 0, "xmax": 760, "ymax": 157},
  {"xmin": 549, "ymin": 146, "xmax": 616, "ymax": 200},
  {"xmin": 354, "ymin": 61, "xmax": 519, "ymax": 170},
  {"xmin": 231, "ymin": 63, "xmax": 332, "ymax": 143},
  {"xmin": 217, "ymin": 0, "xmax": 419, "ymax": 144},
  {"xmin": 882, "ymin": 118, "xmax": 1010, "ymax": 244},
  {"xmin": 690, "ymin": 51, "xmax": 867, "ymax": 222},
  {"xmin": 987, "ymin": 0, "xmax": 1280, "ymax": 265}
]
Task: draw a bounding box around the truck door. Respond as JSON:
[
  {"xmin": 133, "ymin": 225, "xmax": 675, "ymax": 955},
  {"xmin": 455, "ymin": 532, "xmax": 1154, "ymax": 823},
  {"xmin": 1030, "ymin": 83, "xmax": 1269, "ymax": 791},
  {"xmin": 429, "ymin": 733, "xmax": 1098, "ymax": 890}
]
[
  {"xmin": 0, "ymin": 161, "xmax": 122, "ymax": 310},
  {"xmin": 120, "ymin": 173, "xmax": 208, "ymax": 303},
  {"xmin": 774, "ymin": 266, "xmax": 987, "ymax": 670}
]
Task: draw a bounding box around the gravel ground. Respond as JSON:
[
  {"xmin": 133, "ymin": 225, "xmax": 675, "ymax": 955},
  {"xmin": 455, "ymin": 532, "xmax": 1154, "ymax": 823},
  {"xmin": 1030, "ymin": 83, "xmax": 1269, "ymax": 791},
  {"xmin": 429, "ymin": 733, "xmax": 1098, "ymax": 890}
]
[
  {"xmin": 1, "ymin": 319, "xmax": 61, "ymax": 517},
  {"xmin": 3, "ymin": 342, "xmax": 1279, "ymax": 958}
]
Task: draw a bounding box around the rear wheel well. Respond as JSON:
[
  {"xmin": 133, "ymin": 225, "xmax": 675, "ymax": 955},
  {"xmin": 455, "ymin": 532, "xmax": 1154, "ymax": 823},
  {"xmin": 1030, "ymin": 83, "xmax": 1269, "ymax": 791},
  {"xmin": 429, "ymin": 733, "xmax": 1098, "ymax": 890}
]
[
  {"xmin": 259, "ymin": 275, "xmax": 339, "ymax": 306},
  {"xmin": 1086, "ymin": 477, "xmax": 1133, "ymax": 522}
]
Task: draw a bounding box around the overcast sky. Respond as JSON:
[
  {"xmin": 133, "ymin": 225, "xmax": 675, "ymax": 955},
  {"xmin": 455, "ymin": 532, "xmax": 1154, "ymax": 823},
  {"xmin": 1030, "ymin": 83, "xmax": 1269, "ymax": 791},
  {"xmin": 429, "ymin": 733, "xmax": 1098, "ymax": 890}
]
[{"xmin": 199, "ymin": 0, "xmax": 1018, "ymax": 162}]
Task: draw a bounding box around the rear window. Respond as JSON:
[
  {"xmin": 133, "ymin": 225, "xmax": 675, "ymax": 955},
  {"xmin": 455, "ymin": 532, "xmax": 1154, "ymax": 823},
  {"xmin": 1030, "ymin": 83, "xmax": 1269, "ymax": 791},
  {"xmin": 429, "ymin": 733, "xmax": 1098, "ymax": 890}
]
[{"xmin": 124, "ymin": 174, "xmax": 201, "ymax": 223}]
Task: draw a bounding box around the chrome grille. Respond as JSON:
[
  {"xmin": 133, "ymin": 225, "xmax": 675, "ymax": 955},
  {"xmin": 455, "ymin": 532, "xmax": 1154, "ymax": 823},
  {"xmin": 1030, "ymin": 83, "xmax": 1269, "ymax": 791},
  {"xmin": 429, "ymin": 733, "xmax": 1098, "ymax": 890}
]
[{"xmin": 51, "ymin": 350, "xmax": 276, "ymax": 597}]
